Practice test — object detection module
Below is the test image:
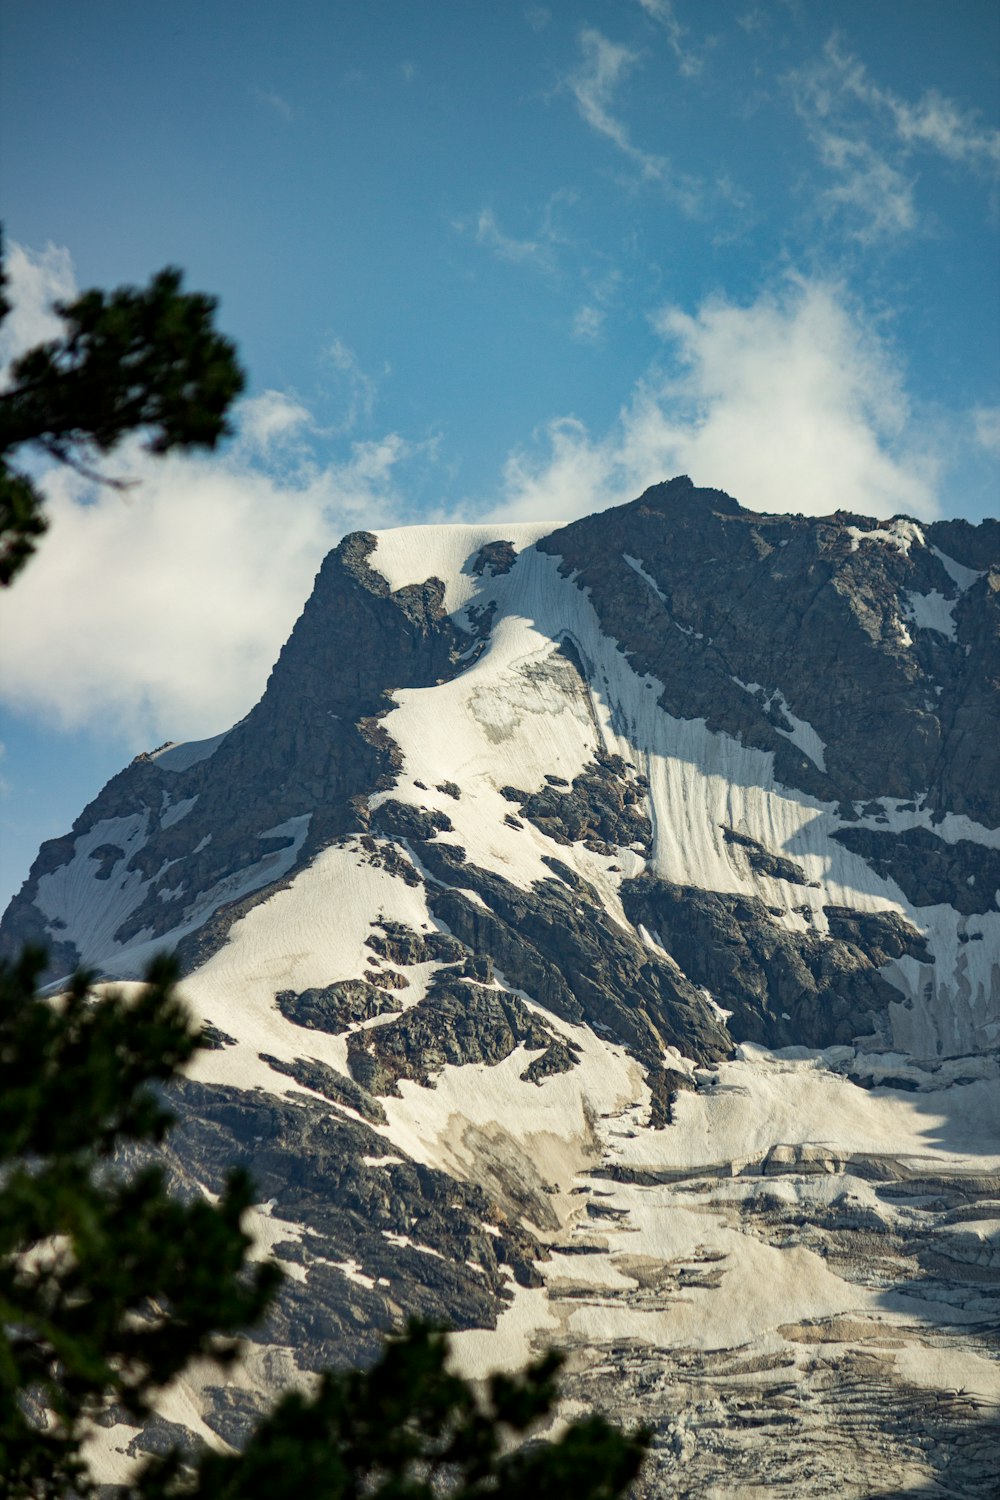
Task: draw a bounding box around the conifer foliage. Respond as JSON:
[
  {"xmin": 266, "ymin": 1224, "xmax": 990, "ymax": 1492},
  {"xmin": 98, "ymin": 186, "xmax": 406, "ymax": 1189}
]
[
  {"xmin": 0, "ymin": 232, "xmax": 245, "ymax": 584},
  {"xmin": 0, "ymin": 952, "xmax": 647, "ymax": 1500}
]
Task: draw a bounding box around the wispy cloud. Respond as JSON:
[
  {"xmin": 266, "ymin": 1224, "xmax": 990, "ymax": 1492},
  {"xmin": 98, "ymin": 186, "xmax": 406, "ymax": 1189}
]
[
  {"xmin": 815, "ymin": 133, "xmax": 917, "ymax": 240},
  {"xmin": 565, "ymin": 28, "xmax": 706, "ymax": 213},
  {"xmin": 495, "ymin": 276, "xmax": 939, "ymax": 524},
  {"xmin": 254, "ymin": 87, "xmax": 295, "ymax": 121},
  {"xmin": 324, "ymin": 338, "xmax": 378, "ymax": 431},
  {"xmin": 567, "ymin": 28, "xmax": 669, "ymax": 182},
  {"xmin": 471, "ymin": 208, "xmax": 551, "ymax": 268},
  {"xmin": 973, "ymin": 405, "xmax": 1000, "ymax": 456},
  {"xmin": 791, "ymin": 35, "xmax": 1000, "ymax": 240},
  {"xmin": 634, "ymin": 0, "xmax": 703, "ymax": 78},
  {"xmin": 571, "ymin": 305, "xmax": 606, "ymax": 343}
]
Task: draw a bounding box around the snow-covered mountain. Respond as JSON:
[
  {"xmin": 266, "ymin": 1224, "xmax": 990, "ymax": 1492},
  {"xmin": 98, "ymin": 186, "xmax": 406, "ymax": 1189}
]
[{"xmin": 3, "ymin": 477, "xmax": 998, "ymax": 1495}]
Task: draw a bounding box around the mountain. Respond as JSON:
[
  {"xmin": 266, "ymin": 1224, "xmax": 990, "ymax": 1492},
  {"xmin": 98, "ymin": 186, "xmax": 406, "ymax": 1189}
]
[{"xmin": 3, "ymin": 476, "xmax": 998, "ymax": 1495}]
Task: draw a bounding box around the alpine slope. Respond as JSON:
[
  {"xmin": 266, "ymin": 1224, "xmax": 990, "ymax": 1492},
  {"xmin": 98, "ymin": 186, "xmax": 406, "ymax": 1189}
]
[{"xmin": 3, "ymin": 477, "xmax": 998, "ymax": 1496}]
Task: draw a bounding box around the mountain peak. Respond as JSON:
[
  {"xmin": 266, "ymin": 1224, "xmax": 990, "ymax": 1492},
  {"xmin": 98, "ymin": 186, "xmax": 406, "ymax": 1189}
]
[{"xmin": 5, "ymin": 485, "xmax": 998, "ymax": 1496}]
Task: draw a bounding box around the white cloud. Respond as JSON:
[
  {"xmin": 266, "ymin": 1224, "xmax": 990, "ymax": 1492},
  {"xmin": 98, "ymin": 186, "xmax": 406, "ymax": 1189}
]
[
  {"xmin": 0, "ymin": 239, "xmax": 425, "ymax": 745},
  {"xmin": 0, "ymin": 240, "xmax": 76, "ymax": 384},
  {"xmin": 791, "ymin": 36, "xmax": 1000, "ymax": 240},
  {"xmin": 0, "ymin": 411, "xmax": 420, "ymax": 745},
  {"xmin": 495, "ymin": 277, "xmax": 938, "ymax": 524},
  {"xmin": 254, "ymin": 87, "xmax": 294, "ymax": 121},
  {"xmin": 238, "ymin": 390, "xmax": 314, "ymax": 452},
  {"xmin": 814, "ymin": 132, "xmax": 917, "ymax": 241}
]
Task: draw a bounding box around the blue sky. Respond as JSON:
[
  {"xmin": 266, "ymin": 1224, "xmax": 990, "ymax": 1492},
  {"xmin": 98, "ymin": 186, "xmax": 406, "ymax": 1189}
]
[{"xmin": 1, "ymin": 0, "xmax": 998, "ymax": 914}]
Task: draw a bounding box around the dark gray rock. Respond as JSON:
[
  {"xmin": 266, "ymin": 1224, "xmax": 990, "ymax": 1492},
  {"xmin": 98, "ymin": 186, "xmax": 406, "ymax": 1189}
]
[
  {"xmin": 538, "ymin": 479, "xmax": 1000, "ymax": 826},
  {"xmin": 371, "ymin": 799, "xmax": 453, "ymax": 842},
  {"xmin": 471, "ymin": 539, "xmax": 518, "ymax": 576},
  {"xmin": 832, "ymin": 825, "xmax": 1000, "ymax": 915},
  {"xmin": 346, "ymin": 973, "xmax": 569, "ymax": 1096},
  {"xmin": 365, "ymin": 919, "xmax": 466, "ymax": 967},
  {"xmin": 721, "ymin": 827, "xmax": 814, "ymax": 887},
  {"xmin": 417, "ymin": 841, "xmax": 732, "ymax": 1073},
  {"xmin": 503, "ymin": 751, "xmax": 652, "ymax": 857},
  {"xmin": 621, "ymin": 876, "xmax": 930, "ymax": 1048},
  {"xmin": 275, "ymin": 979, "xmax": 402, "ymax": 1034},
  {"xmin": 259, "ymin": 1053, "xmax": 387, "ymax": 1124}
]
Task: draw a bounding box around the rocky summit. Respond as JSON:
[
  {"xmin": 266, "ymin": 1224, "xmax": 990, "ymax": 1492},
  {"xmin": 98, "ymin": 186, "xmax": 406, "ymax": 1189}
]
[{"xmin": 3, "ymin": 477, "xmax": 998, "ymax": 1497}]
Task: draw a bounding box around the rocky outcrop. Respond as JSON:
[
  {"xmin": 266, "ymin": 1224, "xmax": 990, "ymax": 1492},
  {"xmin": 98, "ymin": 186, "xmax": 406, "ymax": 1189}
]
[
  {"xmin": 157, "ymin": 1076, "xmax": 545, "ymax": 1376},
  {"xmin": 0, "ymin": 531, "xmax": 467, "ymax": 977},
  {"xmin": 346, "ymin": 972, "xmax": 576, "ymax": 1096},
  {"xmin": 538, "ymin": 477, "xmax": 1000, "ymax": 826},
  {"xmin": 416, "ymin": 840, "xmax": 733, "ymax": 1072},
  {"xmin": 275, "ymin": 979, "xmax": 403, "ymax": 1034},
  {"xmin": 621, "ymin": 876, "xmax": 931, "ymax": 1049},
  {"xmin": 502, "ymin": 751, "xmax": 652, "ymax": 857},
  {"xmin": 832, "ymin": 824, "xmax": 1000, "ymax": 915}
]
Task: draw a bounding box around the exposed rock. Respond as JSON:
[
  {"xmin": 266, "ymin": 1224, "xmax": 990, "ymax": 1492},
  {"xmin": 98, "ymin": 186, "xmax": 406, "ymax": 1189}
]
[
  {"xmin": 418, "ymin": 842, "xmax": 732, "ymax": 1070},
  {"xmin": 503, "ymin": 752, "xmax": 652, "ymax": 857},
  {"xmin": 721, "ymin": 826, "xmax": 814, "ymax": 886},
  {"xmin": 346, "ymin": 973, "xmax": 568, "ymax": 1096},
  {"xmin": 365, "ymin": 968, "xmax": 410, "ymax": 990},
  {"xmin": 260, "ymin": 1053, "xmax": 387, "ymax": 1124},
  {"xmin": 275, "ymin": 979, "xmax": 402, "ymax": 1034},
  {"xmin": 621, "ymin": 876, "xmax": 930, "ymax": 1048},
  {"xmin": 520, "ymin": 1037, "xmax": 582, "ymax": 1085},
  {"xmin": 156, "ymin": 1076, "xmax": 545, "ymax": 1381},
  {"xmin": 371, "ymin": 799, "xmax": 453, "ymax": 842},
  {"xmin": 471, "ymin": 539, "xmax": 518, "ymax": 576},
  {"xmin": 832, "ymin": 824, "xmax": 1000, "ymax": 915},
  {"xmin": 538, "ymin": 478, "xmax": 1000, "ymax": 825},
  {"xmin": 365, "ymin": 919, "xmax": 466, "ymax": 966},
  {"xmin": 200, "ymin": 1022, "xmax": 237, "ymax": 1050}
]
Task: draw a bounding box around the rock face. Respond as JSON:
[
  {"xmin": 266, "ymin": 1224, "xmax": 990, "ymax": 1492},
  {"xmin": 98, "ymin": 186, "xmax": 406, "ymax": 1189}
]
[{"xmin": 3, "ymin": 482, "xmax": 999, "ymax": 1497}]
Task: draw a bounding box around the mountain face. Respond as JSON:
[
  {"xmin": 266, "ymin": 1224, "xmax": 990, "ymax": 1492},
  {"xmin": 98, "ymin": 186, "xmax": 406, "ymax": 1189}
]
[{"xmin": 3, "ymin": 476, "xmax": 999, "ymax": 1495}]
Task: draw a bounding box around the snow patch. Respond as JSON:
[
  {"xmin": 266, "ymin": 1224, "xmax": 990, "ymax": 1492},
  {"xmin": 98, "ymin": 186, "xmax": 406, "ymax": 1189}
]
[
  {"xmin": 902, "ymin": 590, "xmax": 957, "ymax": 639},
  {"xmin": 152, "ymin": 731, "xmax": 229, "ymax": 773},
  {"xmin": 930, "ymin": 546, "xmax": 982, "ymax": 593},
  {"xmin": 36, "ymin": 813, "xmax": 152, "ymax": 966},
  {"xmin": 845, "ymin": 519, "xmax": 925, "ymax": 555},
  {"xmin": 160, "ymin": 794, "xmax": 198, "ymax": 829},
  {"xmin": 370, "ymin": 522, "xmax": 552, "ymax": 620}
]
